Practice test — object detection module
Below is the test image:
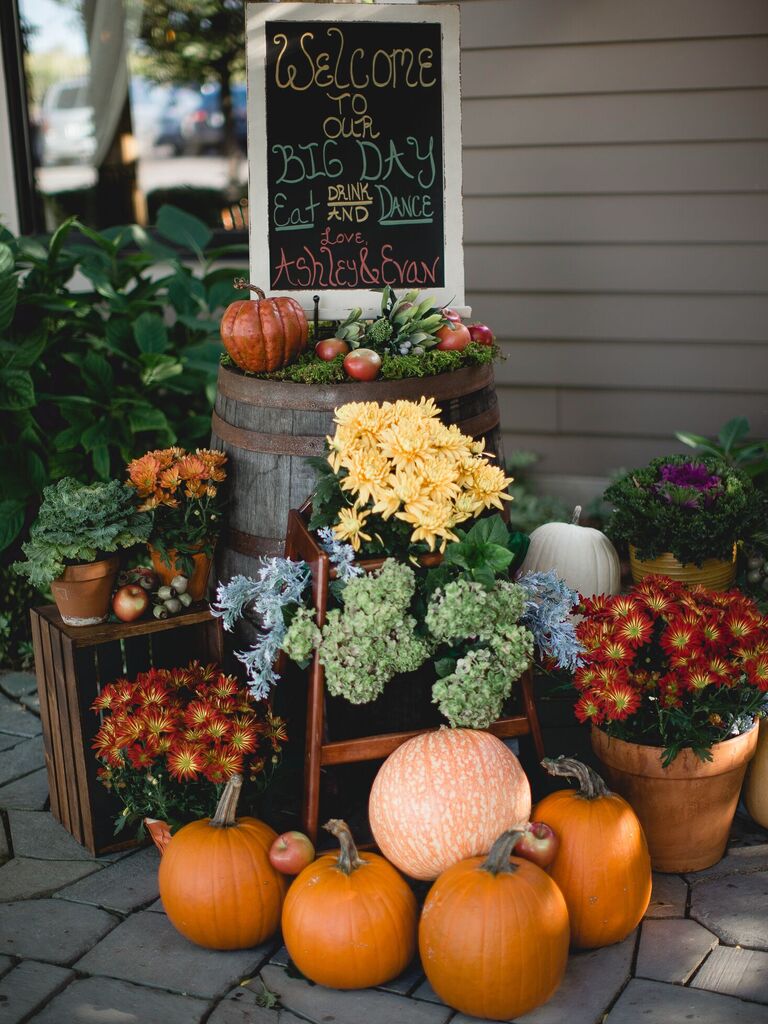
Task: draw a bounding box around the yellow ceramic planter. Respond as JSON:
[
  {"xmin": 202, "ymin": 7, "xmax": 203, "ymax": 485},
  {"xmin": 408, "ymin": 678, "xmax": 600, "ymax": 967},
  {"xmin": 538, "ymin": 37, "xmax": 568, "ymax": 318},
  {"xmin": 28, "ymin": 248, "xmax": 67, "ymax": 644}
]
[
  {"xmin": 744, "ymin": 718, "xmax": 768, "ymax": 828},
  {"xmin": 629, "ymin": 545, "xmax": 737, "ymax": 591}
]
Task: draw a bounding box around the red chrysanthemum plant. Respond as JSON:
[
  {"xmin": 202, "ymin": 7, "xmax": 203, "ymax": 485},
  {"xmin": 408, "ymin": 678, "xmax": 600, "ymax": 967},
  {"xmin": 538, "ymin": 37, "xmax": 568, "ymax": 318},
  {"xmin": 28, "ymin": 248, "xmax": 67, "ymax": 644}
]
[
  {"xmin": 91, "ymin": 661, "xmax": 287, "ymax": 835},
  {"xmin": 573, "ymin": 575, "xmax": 768, "ymax": 765}
]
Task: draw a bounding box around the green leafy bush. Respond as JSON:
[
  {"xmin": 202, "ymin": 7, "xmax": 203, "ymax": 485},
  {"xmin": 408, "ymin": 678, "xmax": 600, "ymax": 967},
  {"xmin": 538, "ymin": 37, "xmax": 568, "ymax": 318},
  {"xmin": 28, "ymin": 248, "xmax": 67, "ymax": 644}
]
[
  {"xmin": 676, "ymin": 417, "xmax": 768, "ymax": 489},
  {"xmin": 15, "ymin": 478, "xmax": 152, "ymax": 590}
]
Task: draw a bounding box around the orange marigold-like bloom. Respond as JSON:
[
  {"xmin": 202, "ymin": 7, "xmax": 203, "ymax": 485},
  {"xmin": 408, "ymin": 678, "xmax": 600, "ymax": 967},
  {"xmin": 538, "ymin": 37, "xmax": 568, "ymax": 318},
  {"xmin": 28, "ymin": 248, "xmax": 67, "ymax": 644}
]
[
  {"xmin": 127, "ymin": 454, "xmax": 161, "ymax": 496},
  {"xmin": 167, "ymin": 741, "xmax": 205, "ymax": 781},
  {"xmin": 159, "ymin": 466, "xmax": 182, "ymax": 493},
  {"xmin": 178, "ymin": 455, "xmax": 206, "ymax": 480}
]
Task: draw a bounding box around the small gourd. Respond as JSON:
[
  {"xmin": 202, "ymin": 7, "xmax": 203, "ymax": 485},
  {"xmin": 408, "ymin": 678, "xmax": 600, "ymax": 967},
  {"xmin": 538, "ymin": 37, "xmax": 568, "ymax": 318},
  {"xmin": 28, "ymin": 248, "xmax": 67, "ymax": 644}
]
[{"xmin": 519, "ymin": 506, "xmax": 620, "ymax": 598}]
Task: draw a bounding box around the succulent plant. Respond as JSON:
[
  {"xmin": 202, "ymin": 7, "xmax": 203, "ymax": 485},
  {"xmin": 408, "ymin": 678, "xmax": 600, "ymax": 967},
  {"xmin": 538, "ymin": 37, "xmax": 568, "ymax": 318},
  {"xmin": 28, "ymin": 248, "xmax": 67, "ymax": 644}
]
[
  {"xmin": 334, "ymin": 308, "xmax": 366, "ymax": 347},
  {"xmin": 364, "ymin": 288, "xmax": 447, "ymax": 356}
]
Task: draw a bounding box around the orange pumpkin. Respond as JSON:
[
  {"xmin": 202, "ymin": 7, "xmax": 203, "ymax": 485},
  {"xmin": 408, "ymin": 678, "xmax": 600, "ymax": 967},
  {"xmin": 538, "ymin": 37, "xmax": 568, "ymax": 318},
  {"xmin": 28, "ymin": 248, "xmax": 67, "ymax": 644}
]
[
  {"xmin": 419, "ymin": 829, "xmax": 570, "ymax": 1020},
  {"xmin": 158, "ymin": 774, "xmax": 287, "ymax": 949},
  {"xmin": 535, "ymin": 756, "xmax": 652, "ymax": 949},
  {"xmin": 281, "ymin": 819, "xmax": 417, "ymax": 989},
  {"xmin": 220, "ymin": 280, "xmax": 308, "ymax": 372},
  {"xmin": 369, "ymin": 728, "xmax": 532, "ymax": 880}
]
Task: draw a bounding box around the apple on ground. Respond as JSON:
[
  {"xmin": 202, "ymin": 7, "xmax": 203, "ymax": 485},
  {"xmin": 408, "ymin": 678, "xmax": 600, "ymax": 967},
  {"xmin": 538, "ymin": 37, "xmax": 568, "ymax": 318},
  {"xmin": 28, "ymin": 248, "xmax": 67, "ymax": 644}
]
[
  {"xmin": 343, "ymin": 348, "xmax": 381, "ymax": 381},
  {"xmin": 436, "ymin": 322, "xmax": 471, "ymax": 351},
  {"xmin": 315, "ymin": 338, "xmax": 350, "ymax": 361},
  {"xmin": 514, "ymin": 821, "xmax": 560, "ymax": 869},
  {"xmin": 468, "ymin": 323, "xmax": 494, "ymax": 346},
  {"xmin": 269, "ymin": 830, "xmax": 315, "ymax": 875},
  {"xmin": 112, "ymin": 585, "xmax": 150, "ymax": 623}
]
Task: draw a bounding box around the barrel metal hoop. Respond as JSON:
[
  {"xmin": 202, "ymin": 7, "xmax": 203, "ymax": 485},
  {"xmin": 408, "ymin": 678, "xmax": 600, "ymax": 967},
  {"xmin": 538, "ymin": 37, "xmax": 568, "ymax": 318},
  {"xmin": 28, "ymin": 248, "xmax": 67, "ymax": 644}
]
[
  {"xmin": 226, "ymin": 527, "xmax": 285, "ymax": 559},
  {"xmin": 211, "ymin": 411, "xmax": 327, "ymax": 456},
  {"xmin": 457, "ymin": 401, "xmax": 500, "ymax": 439}
]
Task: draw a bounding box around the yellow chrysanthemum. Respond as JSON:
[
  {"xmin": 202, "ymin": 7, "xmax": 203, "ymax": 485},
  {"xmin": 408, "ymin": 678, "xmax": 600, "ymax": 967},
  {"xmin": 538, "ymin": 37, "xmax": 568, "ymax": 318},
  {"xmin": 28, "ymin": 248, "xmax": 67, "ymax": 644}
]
[
  {"xmin": 332, "ymin": 505, "xmax": 372, "ymax": 552},
  {"xmin": 395, "ymin": 498, "xmax": 459, "ymax": 552},
  {"xmin": 467, "ymin": 461, "xmax": 514, "ymax": 511},
  {"xmin": 339, "ymin": 449, "xmax": 391, "ymax": 506}
]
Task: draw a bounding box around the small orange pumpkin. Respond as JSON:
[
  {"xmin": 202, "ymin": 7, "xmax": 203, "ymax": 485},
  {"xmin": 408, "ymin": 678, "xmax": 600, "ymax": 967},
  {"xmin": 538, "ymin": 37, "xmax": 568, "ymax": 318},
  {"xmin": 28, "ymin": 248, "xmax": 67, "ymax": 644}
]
[
  {"xmin": 419, "ymin": 829, "xmax": 570, "ymax": 1020},
  {"xmin": 535, "ymin": 756, "xmax": 652, "ymax": 949},
  {"xmin": 281, "ymin": 819, "xmax": 417, "ymax": 989},
  {"xmin": 220, "ymin": 280, "xmax": 308, "ymax": 372},
  {"xmin": 158, "ymin": 774, "xmax": 287, "ymax": 949}
]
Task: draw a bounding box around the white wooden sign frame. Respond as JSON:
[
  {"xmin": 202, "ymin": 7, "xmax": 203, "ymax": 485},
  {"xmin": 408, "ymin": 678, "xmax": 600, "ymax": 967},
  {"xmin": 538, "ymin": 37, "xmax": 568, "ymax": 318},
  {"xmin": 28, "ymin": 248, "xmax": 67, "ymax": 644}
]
[{"xmin": 245, "ymin": 2, "xmax": 465, "ymax": 319}]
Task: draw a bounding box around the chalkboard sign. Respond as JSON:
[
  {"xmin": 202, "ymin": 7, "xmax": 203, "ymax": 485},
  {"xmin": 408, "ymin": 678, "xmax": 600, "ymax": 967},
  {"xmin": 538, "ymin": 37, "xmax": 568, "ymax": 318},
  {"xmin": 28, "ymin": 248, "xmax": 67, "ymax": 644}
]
[{"xmin": 246, "ymin": 3, "xmax": 464, "ymax": 318}]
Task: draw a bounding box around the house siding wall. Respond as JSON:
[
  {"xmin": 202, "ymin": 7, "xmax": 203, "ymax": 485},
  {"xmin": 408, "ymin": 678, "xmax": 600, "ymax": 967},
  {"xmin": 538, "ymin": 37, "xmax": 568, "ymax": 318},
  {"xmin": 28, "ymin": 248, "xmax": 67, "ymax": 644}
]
[{"xmin": 425, "ymin": 0, "xmax": 768, "ymax": 496}]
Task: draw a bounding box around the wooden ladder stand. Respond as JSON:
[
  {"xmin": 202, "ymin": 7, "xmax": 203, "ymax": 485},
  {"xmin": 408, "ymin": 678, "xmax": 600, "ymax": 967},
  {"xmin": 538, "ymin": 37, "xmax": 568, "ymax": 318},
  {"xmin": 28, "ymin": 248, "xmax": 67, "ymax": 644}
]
[{"xmin": 283, "ymin": 507, "xmax": 545, "ymax": 843}]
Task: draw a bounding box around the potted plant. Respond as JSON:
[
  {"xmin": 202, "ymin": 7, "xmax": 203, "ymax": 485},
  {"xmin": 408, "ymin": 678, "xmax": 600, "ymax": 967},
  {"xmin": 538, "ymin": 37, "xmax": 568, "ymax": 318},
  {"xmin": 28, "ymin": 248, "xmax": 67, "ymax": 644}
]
[
  {"xmin": 126, "ymin": 447, "xmax": 227, "ymax": 600},
  {"xmin": 91, "ymin": 660, "xmax": 287, "ymax": 837},
  {"xmin": 603, "ymin": 455, "xmax": 765, "ymax": 589},
  {"xmin": 14, "ymin": 477, "xmax": 151, "ymax": 625},
  {"xmin": 573, "ymin": 575, "xmax": 766, "ymax": 871}
]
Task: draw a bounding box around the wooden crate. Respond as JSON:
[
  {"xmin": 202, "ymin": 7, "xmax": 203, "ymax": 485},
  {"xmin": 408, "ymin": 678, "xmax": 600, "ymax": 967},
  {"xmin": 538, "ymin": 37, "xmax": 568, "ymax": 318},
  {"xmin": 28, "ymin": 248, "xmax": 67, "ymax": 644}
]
[{"xmin": 30, "ymin": 605, "xmax": 224, "ymax": 855}]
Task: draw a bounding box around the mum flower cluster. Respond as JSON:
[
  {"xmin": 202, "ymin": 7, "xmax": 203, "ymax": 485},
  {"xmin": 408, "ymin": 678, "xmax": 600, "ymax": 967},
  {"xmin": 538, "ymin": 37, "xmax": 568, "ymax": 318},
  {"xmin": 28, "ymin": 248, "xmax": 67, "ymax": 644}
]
[
  {"xmin": 326, "ymin": 398, "xmax": 512, "ymax": 552},
  {"xmin": 126, "ymin": 447, "xmax": 227, "ymax": 511},
  {"xmin": 573, "ymin": 575, "xmax": 768, "ymax": 763},
  {"xmin": 92, "ymin": 662, "xmax": 286, "ymax": 830}
]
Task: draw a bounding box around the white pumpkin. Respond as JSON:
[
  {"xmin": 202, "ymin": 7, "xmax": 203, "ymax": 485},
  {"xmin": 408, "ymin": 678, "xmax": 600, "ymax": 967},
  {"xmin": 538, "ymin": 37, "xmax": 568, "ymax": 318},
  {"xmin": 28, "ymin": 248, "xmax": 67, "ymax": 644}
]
[{"xmin": 519, "ymin": 506, "xmax": 620, "ymax": 598}]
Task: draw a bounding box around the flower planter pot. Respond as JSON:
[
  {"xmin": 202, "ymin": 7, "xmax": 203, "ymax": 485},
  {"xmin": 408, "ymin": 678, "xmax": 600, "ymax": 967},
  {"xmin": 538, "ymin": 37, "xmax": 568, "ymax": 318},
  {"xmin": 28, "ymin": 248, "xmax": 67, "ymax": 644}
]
[
  {"xmin": 145, "ymin": 818, "xmax": 173, "ymax": 856},
  {"xmin": 628, "ymin": 544, "xmax": 736, "ymax": 591},
  {"xmin": 744, "ymin": 718, "xmax": 768, "ymax": 829},
  {"xmin": 50, "ymin": 555, "xmax": 120, "ymax": 626},
  {"xmin": 591, "ymin": 724, "xmax": 758, "ymax": 873},
  {"xmin": 149, "ymin": 545, "xmax": 212, "ymax": 601}
]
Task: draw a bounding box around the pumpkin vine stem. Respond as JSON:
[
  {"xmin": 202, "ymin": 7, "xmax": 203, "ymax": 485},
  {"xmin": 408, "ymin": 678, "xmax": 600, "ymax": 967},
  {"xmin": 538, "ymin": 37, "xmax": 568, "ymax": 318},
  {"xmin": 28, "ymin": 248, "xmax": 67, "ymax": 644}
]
[
  {"xmin": 541, "ymin": 756, "xmax": 611, "ymax": 799},
  {"xmin": 571, "ymin": 505, "xmax": 582, "ymax": 525},
  {"xmin": 209, "ymin": 773, "xmax": 243, "ymax": 828},
  {"xmin": 233, "ymin": 278, "xmax": 266, "ymax": 301},
  {"xmin": 324, "ymin": 818, "xmax": 365, "ymax": 875},
  {"xmin": 481, "ymin": 830, "xmax": 525, "ymax": 875}
]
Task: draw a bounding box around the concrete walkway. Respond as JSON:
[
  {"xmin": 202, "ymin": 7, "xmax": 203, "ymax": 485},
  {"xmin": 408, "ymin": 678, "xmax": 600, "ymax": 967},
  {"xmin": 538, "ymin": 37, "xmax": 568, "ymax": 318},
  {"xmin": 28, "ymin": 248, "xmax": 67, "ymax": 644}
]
[{"xmin": 1, "ymin": 669, "xmax": 767, "ymax": 1024}]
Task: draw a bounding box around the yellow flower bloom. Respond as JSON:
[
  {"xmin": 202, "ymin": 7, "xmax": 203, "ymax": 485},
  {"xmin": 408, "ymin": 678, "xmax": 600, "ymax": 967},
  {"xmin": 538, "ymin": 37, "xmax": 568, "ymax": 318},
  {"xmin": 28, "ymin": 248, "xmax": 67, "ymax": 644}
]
[
  {"xmin": 339, "ymin": 449, "xmax": 391, "ymax": 506},
  {"xmin": 333, "ymin": 505, "xmax": 372, "ymax": 552},
  {"xmin": 467, "ymin": 461, "xmax": 514, "ymax": 511},
  {"xmin": 396, "ymin": 498, "xmax": 459, "ymax": 552}
]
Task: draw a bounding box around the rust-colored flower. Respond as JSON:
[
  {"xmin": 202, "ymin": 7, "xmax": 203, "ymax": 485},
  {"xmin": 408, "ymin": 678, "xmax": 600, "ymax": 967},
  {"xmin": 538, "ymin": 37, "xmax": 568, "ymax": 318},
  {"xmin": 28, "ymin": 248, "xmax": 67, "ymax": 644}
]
[{"xmin": 127, "ymin": 453, "xmax": 161, "ymax": 496}]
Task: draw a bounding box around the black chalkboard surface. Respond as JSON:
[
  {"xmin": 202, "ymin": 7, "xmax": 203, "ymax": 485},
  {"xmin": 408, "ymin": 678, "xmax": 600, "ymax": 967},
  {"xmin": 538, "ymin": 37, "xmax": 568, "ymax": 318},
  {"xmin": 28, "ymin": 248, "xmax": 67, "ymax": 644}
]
[{"xmin": 264, "ymin": 19, "xmax": 445, "ymax": 293}]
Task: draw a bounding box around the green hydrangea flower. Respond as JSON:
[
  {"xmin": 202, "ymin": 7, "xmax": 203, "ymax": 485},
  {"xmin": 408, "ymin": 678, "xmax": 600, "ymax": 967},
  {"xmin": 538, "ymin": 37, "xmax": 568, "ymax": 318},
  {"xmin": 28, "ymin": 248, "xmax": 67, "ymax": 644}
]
[{"xmin": 281, "ymin": 606, "xmax": 321, "ymax": 663}]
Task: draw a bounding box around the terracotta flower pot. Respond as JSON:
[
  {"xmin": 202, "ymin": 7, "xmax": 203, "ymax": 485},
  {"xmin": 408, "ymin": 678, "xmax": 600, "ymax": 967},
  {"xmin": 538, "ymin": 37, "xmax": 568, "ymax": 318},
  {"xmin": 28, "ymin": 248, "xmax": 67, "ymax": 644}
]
[
  {"xmin": 744, "ymin": 718, "xmax": 768, "ymax": 829},
  {"xmin": 50, "ymin": 555, "xmax": 120, "ymax": 626},
  {"xmin": 628, "ymin": 545, "xmax": 736, "ymax": 591},
  {"xmin": 149, "ymin": 544, "xmax": 212, "ymax": 602},
  {"xmin": 591, "ymin": 724, "xmax": 758, "ymax": 873},
  {"xmin": 145, "ymin": 818, "xmax": 173, "ymax": 856}
]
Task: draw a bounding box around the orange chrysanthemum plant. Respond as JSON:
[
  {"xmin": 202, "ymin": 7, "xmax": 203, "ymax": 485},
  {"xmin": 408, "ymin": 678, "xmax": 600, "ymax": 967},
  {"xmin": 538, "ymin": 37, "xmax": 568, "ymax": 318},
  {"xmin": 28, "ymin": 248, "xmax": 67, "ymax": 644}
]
[
  {"xmin": 92, "ymin": 661, "xmax": 287, "ymax": 835},
  {"xmin": 574, "ymin": 575, "xmax": 768, "ymax": 766},
  {"xmin": 126, "ymin": 447, "xmax": 227, "ymax": 576}
]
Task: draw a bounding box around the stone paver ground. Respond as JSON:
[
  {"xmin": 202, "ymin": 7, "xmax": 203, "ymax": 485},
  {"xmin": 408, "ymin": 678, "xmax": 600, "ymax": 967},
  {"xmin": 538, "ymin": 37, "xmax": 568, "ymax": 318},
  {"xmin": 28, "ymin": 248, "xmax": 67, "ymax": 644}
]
[{"xmin": 1, "ymin": 668, "xmax": 767, "ymax": 1023}]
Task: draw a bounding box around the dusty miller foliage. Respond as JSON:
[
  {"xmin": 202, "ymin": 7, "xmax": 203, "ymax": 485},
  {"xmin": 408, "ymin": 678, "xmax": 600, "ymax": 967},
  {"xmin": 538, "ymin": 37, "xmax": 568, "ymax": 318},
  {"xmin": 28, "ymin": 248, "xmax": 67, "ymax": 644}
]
[{"xmin": 517, "ymin": 569, "xmax": 583, "ymax": 672}]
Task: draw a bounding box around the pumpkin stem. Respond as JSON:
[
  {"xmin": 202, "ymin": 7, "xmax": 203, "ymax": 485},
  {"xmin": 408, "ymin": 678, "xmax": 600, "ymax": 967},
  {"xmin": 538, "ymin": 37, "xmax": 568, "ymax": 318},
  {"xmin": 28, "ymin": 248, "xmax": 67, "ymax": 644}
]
[
  {"xmin": 233, "ymin": 278, "xmax": 266, "ymax": 301},
  {"xmin": 323, "ymin": 818, "xmax": 365, "ymax": 875},
  {"xmin": 209, "ymin": 773, "xmax": 242, "ymax": 828},
  {"xmin": 480, "ymin": 830, "xmax": 525, "ymax": 875},
  {"xmin": 541, "ymin": 756, "xmax": 611, "ymax": 799},
  {"xmin": 571, "ymin": 505, "xmax": 582, "ymax": 525}
]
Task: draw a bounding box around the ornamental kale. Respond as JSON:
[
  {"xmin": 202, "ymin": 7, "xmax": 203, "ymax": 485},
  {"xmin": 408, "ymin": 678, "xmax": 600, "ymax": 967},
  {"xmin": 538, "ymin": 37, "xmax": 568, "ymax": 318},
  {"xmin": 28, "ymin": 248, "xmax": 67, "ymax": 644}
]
[
  {"xmin": 15, "ymin": 477, "xmax": 151, "ymax": 589},
  {"xmin": 604, "ymin": 455, "xmax": 765, "ymax": 565}
]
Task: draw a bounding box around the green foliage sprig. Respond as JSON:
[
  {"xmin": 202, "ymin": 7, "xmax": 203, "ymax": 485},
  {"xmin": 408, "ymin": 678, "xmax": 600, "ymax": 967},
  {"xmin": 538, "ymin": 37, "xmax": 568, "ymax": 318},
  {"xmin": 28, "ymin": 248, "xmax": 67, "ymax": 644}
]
[
  {"xmin": 604, "ymin": 455, "xmax": 765, "ymax": 564},
  {"xmin": 15, "ymin": 477, "xmax": 151, "ymax": 589}
]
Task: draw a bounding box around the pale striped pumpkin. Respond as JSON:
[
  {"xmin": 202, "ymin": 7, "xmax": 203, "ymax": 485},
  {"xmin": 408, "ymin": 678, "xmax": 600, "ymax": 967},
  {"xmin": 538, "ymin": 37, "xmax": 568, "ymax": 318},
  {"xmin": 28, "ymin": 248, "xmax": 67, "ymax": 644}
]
[{"xmin": 369, "ymin": 728, "xmax": 532, "ymax": 880}]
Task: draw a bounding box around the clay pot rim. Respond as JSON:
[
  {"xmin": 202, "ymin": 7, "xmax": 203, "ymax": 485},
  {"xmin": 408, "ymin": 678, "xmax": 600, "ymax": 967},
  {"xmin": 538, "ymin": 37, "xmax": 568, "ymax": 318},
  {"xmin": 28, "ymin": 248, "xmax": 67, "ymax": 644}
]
[
  {"xmin": 591, "ymin": 722, "xmax": 759, "ymax": 780},
  {"xmin": 57, "ymin": 554, "xmax": 120, "ymax": 583}
]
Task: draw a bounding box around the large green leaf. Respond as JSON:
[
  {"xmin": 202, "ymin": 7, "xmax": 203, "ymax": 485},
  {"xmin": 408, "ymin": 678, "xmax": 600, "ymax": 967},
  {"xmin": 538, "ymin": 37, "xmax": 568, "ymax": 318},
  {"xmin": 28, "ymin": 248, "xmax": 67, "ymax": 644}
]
[
  {"xmin": 92, "ymin": 445, "xmax": 111, "ymax": 480},
  {"xmin": 128, "ymin": 404, "xmax": 172, "ymax": 435},
  {"xmin": 0, "ymin": 500, "xmax": 25, "ymax": 552},
  {"xmin": 48, "ymin": 217, "xmax": 77, "ymax": 265},
  {"xmin": 156, "ymin": 205, "xmax": 212, "ymax": 253},
  {"xmin": 0, "ymin": 277, "xmax": 18, "ymax": 332},
  {"xmin": 140, "ymin": 353, "xmax": 184, "ymax": 386},
  {"xmin": 0, "ymin": 369, "xmax": 35, "ymax": 410},
  {"xmin": 133, "ymin": 312, "xmax": 169, "ymax": 354},
  {"xmin": 0, "ymin": 242, "xmax": 14, "ymax": 277},
  {"xmin": 82, "ymin": 351, "xmax": 114, "ymax": 396},
  {"xmin": 5, "ymin": 329, "xmax": 47, "ymax": 368},
  {"xmin": 81, "ymin": 419, "xmax": 113, "ymax": 452},
  {"xmin": 717, "ymin": 417, "xmax": 750, "ymax": 454}
]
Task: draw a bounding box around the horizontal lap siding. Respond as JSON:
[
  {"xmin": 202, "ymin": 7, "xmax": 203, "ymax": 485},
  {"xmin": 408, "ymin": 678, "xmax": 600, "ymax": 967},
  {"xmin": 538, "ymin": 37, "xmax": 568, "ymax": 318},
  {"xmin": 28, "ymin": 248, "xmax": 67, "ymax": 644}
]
[{"xmin": 425, "ymin": 0, "xmax": 768, "ymax": 480}]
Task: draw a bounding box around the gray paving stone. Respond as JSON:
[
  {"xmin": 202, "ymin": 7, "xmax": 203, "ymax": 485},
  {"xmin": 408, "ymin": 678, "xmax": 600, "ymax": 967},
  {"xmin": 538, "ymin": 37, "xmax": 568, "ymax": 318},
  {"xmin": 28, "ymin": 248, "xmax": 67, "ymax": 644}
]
[
  {"xmin": 501, "ymin": 930, "xmax": 637, "ymax": 1024},
  {"xmin": 691, "ymin": 871, "xmax": 768, "ymax": 950},
  {"xmin": 54, "ymin": 845, "xmax": 159, "ymax": 912},
  {"xmin": 412, "ymin": 977, "xmax": 442, "ymax": 1003},
  {"xmin": 269, "ymin": 944, "xmax": 289, "ymax": 965},
  {"xmin": 378, "ymin": 959, "xmax": 424, "ymax": 995},
  {"xmin": 258, "ymin": 964, "xmax": 452, "ymax": 1024},
  {"xmin": 636, "ymin": 919, "xmax": 718, "ymax": 984},
  {"xmin": 0, "ymin": 898, "xmax": 117, "ymax": 964},
  {"xmin": 0, "ymin": 856, "xmax": 100, "ymax": 900},
  {"xmin": 76, "ymin": 910, "xmax": 273, "ymax": 999},
  {"xmin": 0, "ymin": 959, "xmax": 73, "ymax": 1023},
  {"xmin": 0, "ymin": 954, "xmax": 14, "ymax": 978},
  {"xmin": 27, "ymin": 975, "xmax": 209, "ymax": 1024},
  {"xmin": 0, "ymin": 693, "xmax": 41, "ymax": 737},
  {"xmin": 606, "ymin": 977, "xmax": 768, "ymax": 1024},
  {"xmin": 692, "ymin": 945, "xmax": 768, "ymax": 1004},
  {"xmin": 0, "ymin": 671, "xmax": 38, "ymax": 698},
  {"xmin": 0, "ymin": 768, "xmax": 49, "ymax": 810},
  {"xmin": 212, "ymin": 990, "xmax": 304, "ymax": 1024},
  {"xmin": 146, "ymin": 896, "xmax": 165, "ymax": 912},
  {"xmin": 20, "ymin": 692, "xmax": 40, "ymax": 715},
  {"xmin": 0, "ymin": 737, "xmax": 44, "ymax": 786},
  {"xmin": 0, "ymin": 734, "xmax": 23, "ymax": 753},
  {"xmin": 685, "ymin": 844, "xmax": 768, "ymax": 883},
  {"xmin": 645, "ymin": 872, "xmax": 688, "ymax": 918},
  {"xmin": 8, "ymin": 809, "xmax": 96, "ymax": 861}
]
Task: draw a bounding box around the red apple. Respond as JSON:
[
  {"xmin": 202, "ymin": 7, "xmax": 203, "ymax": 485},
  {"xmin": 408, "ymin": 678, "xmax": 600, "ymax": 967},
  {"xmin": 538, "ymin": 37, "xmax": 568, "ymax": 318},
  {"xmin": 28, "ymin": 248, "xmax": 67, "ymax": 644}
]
[
  {"xmin": 435, "ymin": 322, "xmax": 471, "ymax": 351},
  {"xmin": 343, "ymin": 348, "xmax": 381, "ymax": 381},
  {"xmin": 112, "ymin": 584, "xmax": 150, "ymax": 623},
  {"xmin": 441, "ymin": 307, "xmax": 462, "ymax": 324},
  {"xmin": 468, "ymin": 323, "xmax": 495, "ymax": 346},
  {"xmin": 315, "ymin": 338, "xmax": 350, "ymax": 361},
  {"xmin": 514, "ymin": 821, "xmax": 560, "ymax": 870},
  {"xmin": 269, "ymin": 830, "xmax": 315, "ymax": 875}
]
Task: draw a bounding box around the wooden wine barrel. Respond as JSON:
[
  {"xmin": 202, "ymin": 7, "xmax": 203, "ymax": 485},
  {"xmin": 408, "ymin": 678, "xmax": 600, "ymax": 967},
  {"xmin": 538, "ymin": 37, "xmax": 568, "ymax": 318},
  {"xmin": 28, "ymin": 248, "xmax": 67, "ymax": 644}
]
[{"xmin": 210, "ymin": 361, "xmax": 505, "ymax": 585}]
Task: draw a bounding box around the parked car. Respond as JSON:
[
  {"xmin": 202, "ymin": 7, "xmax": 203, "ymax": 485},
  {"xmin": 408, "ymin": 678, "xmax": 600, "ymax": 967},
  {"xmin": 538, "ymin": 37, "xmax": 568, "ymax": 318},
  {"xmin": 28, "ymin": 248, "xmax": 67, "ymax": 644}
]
[
  {"xmin": 40, "ymin": 77, "xmax": 95, "ymax": 166},
  {"xmin": 177, "ymin": 82, "xmax": 247, "ymax": 155}
]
